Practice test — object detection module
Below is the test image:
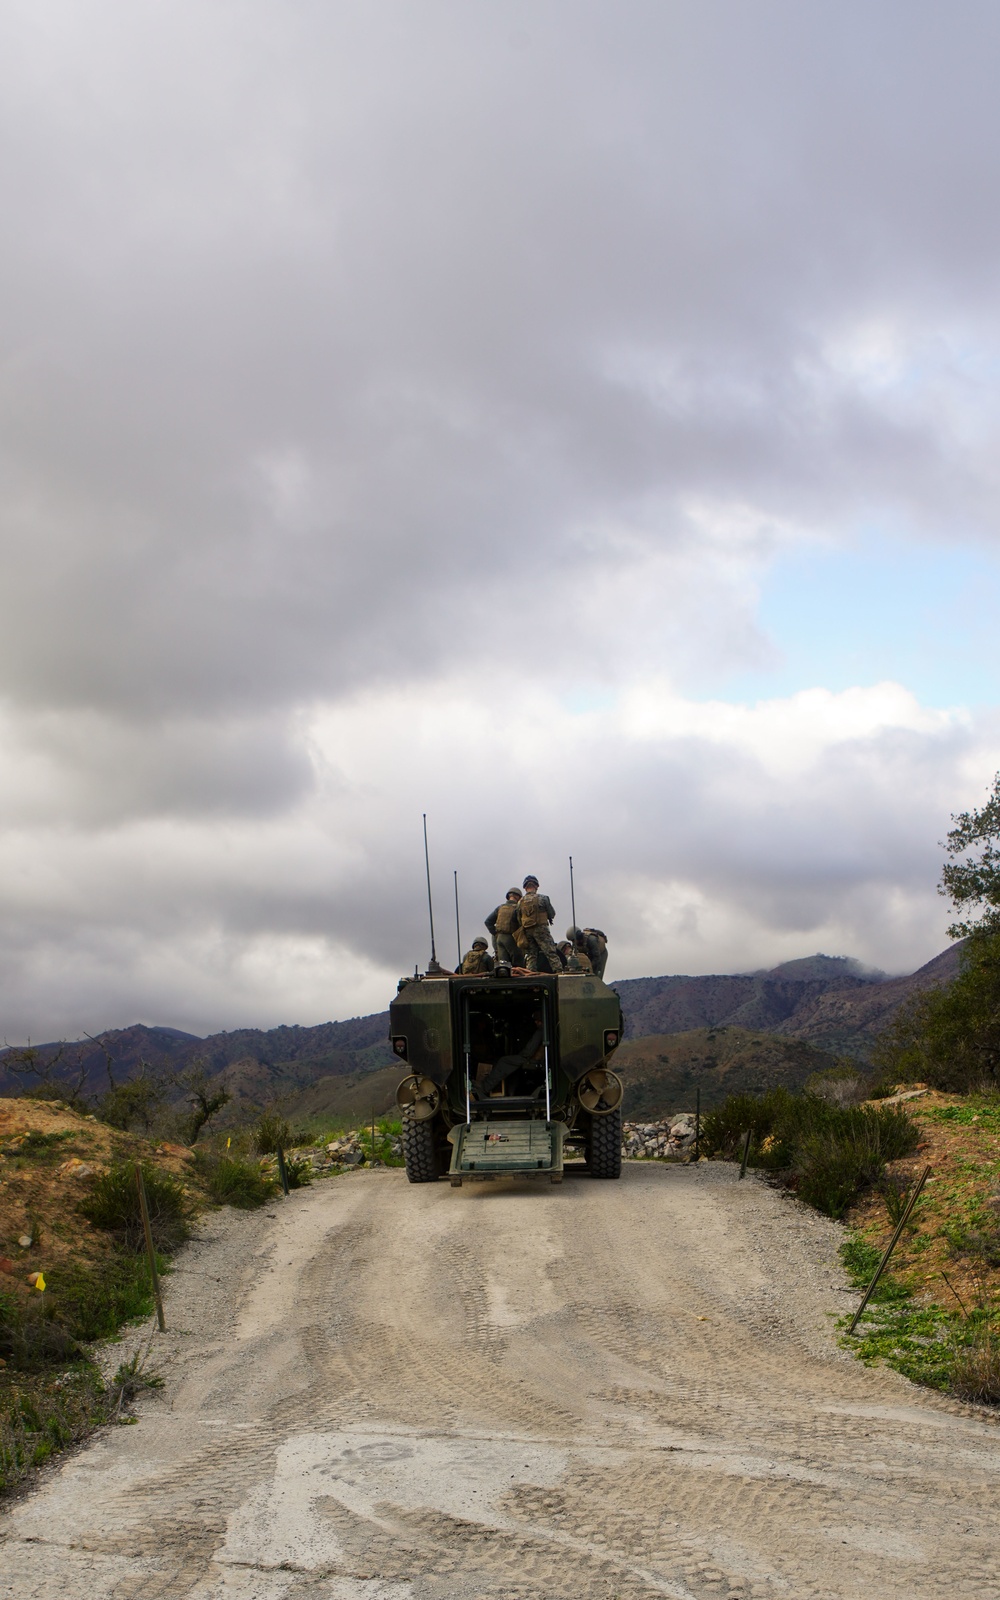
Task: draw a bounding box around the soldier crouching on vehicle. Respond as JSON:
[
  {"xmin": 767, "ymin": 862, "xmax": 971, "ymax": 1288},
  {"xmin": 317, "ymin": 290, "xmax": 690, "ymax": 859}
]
[
  {"xmin": 519, "ymin": 876, "xmax": 562, "ymax": 973},
  {"xmin": 584, "ymin": 927, "xmax": 608, "ymax": 978},
  {"xmin": 564, "ymin": 929, "xmax": 594, "ymax": 973},
  {"xmin": 485, "ymin": 887, "xmax": 522, "ymax": 967},
  {"xmin": 461, "ymin": 937, "xmax": 495, "ymax": 974},
  {"xmin": 569, "ymin": 926, "xmax": 606, "ymax": 977}
]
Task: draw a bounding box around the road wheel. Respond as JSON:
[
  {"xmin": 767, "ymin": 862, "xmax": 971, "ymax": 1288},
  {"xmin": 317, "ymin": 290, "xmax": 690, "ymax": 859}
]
[
  {"xmin": 402, "ymin": 1108, "xmax": 442, "ymax": 1183},
  {"xmin": 586, "ymin": 1107, "xmax": 622, "ymax": 1179}
]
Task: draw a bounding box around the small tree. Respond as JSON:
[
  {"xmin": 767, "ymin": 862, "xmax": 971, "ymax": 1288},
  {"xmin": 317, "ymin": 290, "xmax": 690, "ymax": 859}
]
[
  {"xmin": 872, "ymin": 932, "xmax": 1000, "ymax": 1092},
  {"xmin": 940, "ymin": 773, "xmax": 1000, "ymax": 938},
  {"xmin": 874, "ymin": 774, "xmax": 1000, "ymax": 1092},
  {"xmin": 97, "ymin": 1065, "xmax": 166, "ymax": 1133},
  {"xmin": 178, "ymin": 1065, "xmax": 231, "ymax": 1144},
  {"xmin": 1, "ymin": 1041, "xmax": 87, "ymax": 1106}
]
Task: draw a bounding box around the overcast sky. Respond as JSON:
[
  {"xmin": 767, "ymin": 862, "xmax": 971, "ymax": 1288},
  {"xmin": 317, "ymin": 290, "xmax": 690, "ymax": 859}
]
[{"xmin": 2, "ymin": 1, "xmax": 1000, "ymax": 1039}]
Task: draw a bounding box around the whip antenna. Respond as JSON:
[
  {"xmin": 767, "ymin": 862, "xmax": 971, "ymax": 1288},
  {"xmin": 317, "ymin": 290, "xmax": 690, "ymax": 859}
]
[
  {"xmin": 569, "ymin": 855, "xmax": 578, "ymax": 937},
  {"xmin": 454, "ymin": 870, "xmax": 463, "ymax": 969},
  {"xmin": 422, "ymin": 814, "xmax": 444, "ymax": 973}
]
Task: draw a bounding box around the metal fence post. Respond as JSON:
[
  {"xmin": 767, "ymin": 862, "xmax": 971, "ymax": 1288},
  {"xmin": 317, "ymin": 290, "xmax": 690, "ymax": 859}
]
[
  {"xmin": 738, "ymin": 1128, "xmax": 752, "ymax": 1179},
  {"xmin": 848, "ymin": 1165, "xmax": 932, "ymax": 1336},
  {"xmin": 135, "ymin": 1164, "xmax": 165, "ymax": 1332}
]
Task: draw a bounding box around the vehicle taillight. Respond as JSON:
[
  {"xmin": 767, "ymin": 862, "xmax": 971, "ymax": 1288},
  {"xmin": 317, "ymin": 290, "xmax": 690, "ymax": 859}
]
[
  {"xmin": 604, "ymin": 1030, "xmax": 619, "ymax": 1051},
  {"xmin": 392, "ymin": 1036, "xmax": 408, "ymax": 1059}
]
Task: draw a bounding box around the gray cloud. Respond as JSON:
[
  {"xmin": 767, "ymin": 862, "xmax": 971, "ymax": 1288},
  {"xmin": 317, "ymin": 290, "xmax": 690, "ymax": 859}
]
[{"xmin": 2, "ymin": 1, "xmax": 1000, "ymax": 1033}]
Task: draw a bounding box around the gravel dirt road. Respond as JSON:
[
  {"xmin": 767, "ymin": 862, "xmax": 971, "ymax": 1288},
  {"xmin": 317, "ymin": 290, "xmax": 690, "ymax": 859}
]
[{"xmin": 2, "ymin": 1163, "xmax": 999, "ymax": 1600}]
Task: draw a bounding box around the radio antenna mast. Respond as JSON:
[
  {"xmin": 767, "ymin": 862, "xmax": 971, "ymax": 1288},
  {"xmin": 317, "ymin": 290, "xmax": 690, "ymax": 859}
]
[
  {"xmin": 569, "ymin": 855, "xmax": 578, "ymax": 936},
  {"xmin": 453, "ymin": 870, "xmax": 463, "ymax": 969},
  {"xmin": 422, "ymin": 814, "xmax": 444, "ymax": 973}
]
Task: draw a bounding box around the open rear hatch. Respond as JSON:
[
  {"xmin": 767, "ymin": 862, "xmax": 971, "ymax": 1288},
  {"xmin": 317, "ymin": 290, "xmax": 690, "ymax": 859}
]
[{"xmin": 447, "ymin": 980, "xmax": 566, "ymax": 1184}]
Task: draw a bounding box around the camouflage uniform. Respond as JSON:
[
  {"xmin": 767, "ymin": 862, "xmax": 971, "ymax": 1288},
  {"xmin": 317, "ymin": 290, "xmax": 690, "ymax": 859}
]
[
  {"xmin": 485, "ymin": 894, "xmax": 522, "ymax": 967},
  {"xmin": 461, "ymin": 943, "xmax": 495, "ymax": 974},
  {"xmin": 583, "ymin": 928, "xmax": 608, "ymax": 979},
  {"xmin": 519, "ymin": 889, "xmax": 561, "ymax": 973}
]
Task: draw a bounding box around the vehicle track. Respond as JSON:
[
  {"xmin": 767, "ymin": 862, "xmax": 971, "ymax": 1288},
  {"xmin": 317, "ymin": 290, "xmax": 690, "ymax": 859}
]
[{"xmin": 2, "ymin": 1163, "xmax": 999, "ymax": 1600}]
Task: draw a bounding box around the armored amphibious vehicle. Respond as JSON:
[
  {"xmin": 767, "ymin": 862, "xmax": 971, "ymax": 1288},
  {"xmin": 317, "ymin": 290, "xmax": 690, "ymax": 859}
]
[{"xmin": 390, "ymin": 967, "xmax": 624, "ymax": 1185}]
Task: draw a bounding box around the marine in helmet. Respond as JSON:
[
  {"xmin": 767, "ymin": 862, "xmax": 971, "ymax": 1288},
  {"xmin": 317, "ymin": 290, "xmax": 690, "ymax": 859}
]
[
  {"xmin": 460, "ymin": 937, "xmax": 495, "ymax": 975},
  {"xmin": 564, "ymin": 928, "xmax": 594, "ymax": 973},
  {"xmin": 518, "ymin": 876, "xmax": 562, "ymax": 973},
  {"xmin": 485, "ymin": 887, "xmax": 523, "ymax": 968}
]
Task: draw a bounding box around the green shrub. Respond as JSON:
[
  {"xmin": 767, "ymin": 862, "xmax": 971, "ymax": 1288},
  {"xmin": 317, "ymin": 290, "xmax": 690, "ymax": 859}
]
[
  {"xmin": 105, "ymin": 1352, "xmax": 164, "ymax": 1417},
  {"xmin": 47, "ymin": 1254, "xmax": 159, "ymax": 1344},
  {"xmin": 79, "ymin": 1161, "xmax": 189, "ymax": 1252},
  {"xmin": 283, "ymin": 1154, "xmax": 312, "ymax": 1189},
  {"xmin": 208, "ymin": 1157, "xmax": 277, "ymax": 1209},
  {"xmin": 804, "ymin": 1065, "xmax": 867, "ymax": 1108},
  {"xmin": 700, "ymin": 1090, "xmax": 793, "ymax": 1156},
  {"xmin": 701, "ymin": 1090, "xmax": 920, "ymax": 1217},
  {"xmin": 251, "ymin": 1112, "xmax": 291, "ymax": 1155},
  {"xmin": 795, "ymin": 1123, "xmax": 885, "ymax": 1218}
]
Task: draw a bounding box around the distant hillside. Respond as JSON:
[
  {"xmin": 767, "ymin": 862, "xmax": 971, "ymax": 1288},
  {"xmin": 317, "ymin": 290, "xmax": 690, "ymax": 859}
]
[
  {"xmin": 614, "ymin": 945, "xmax": 962, "ymax": 1061},
  {"xmin": 766, "ymin": 945, "xmax": 963, "ymax": 1058},
  {"xmin": 0, "ymin": 1014, "xmax": 395, "ymax": 1118},
  {"xmin": 753, "ymin": 953, "xmax": 886, "ymax": 983},
  {"xmin": 0, "ymin": 944, "xmax": 964, "ymax": 1117},
  {"xmin": 615, "ymin": 1027, "xmax": 846, "ymax": 1120}
]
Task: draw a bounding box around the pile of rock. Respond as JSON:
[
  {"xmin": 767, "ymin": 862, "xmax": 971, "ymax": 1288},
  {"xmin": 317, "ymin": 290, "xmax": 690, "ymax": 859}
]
[
  {"xmin": 322, "ymin": 1130, "xmax": 404, "ymax": 1167},
  {"xmin": 622, "ymin": 1115, "xmax": 698, "ymax": 1160},
  {"xmin": 323, "ymin": 1133, "xmax": 366, "ymax": 1167}
]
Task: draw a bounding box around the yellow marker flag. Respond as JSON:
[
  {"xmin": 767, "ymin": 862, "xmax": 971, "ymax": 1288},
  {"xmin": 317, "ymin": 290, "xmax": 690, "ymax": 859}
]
[
  {"xmin": 227, "ymin": 1137, "xmax": 231, "ymax": 1149},
  {"xmin": 28, "ymin": 1272, "xmax": 45, "ymax": 1291}
]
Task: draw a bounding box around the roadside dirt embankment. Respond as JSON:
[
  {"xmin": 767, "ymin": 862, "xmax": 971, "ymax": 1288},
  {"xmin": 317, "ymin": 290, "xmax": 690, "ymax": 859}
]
[{"xmin": 3, "ymin": 1163, "xmax": 999, "ymax": 1600}]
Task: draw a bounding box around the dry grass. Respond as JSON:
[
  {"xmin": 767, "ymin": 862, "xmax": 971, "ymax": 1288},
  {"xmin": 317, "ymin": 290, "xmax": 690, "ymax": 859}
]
[{"xmin": 950, "ymin": 1324, "xmax": 1000, "ymax": 1405}]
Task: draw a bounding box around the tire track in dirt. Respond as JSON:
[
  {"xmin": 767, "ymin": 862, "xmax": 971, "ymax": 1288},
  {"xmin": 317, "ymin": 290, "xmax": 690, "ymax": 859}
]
[{"xmin": 2, "ymin": 1163, "xmax": 999, "ymax": 1600}]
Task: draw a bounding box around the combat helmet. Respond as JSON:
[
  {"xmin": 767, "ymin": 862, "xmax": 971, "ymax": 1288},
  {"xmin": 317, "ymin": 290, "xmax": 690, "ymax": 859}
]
[{"xmin": 472, "ymin": 937, "xmax": 488, "ymax": 949}]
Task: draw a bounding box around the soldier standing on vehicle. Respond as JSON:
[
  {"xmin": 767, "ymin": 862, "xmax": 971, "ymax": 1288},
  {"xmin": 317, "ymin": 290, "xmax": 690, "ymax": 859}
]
[
  {"xmin": 519, "ymin": 876, "xmax": 561, "ymax": 973},
  {"xmin": 485, "ymin": 888, "xmax": 522, "ymax": 967},
  {"xmin": 460, "ymin": 937, "xmax": 495, "ymax": 974}
]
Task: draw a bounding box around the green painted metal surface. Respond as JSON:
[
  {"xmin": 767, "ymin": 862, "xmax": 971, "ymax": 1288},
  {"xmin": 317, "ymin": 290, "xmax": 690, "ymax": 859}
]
[{"xmin": 448, "ymin": 1119, "xmax": 567, "ymax": 1176}]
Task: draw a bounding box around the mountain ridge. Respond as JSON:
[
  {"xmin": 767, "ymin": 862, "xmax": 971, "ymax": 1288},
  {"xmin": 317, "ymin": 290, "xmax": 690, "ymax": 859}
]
[{"xmin": 0, "ymin": 945, "xmax": 963, "ymax": 1111}]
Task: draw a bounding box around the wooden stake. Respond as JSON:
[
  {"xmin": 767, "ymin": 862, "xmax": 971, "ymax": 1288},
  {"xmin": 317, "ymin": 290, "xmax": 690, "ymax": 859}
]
[
  {"xmin": 135, "ymin": 1164, "xmax": 165, "ymax": 1332},
  {"xmin": 276, "ymin": 1145, "xmax": 290, "ymax": 1196},
  {"xmin": 738, "ymin": 1128, "xmax": 752, "ymax": 1179}
]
